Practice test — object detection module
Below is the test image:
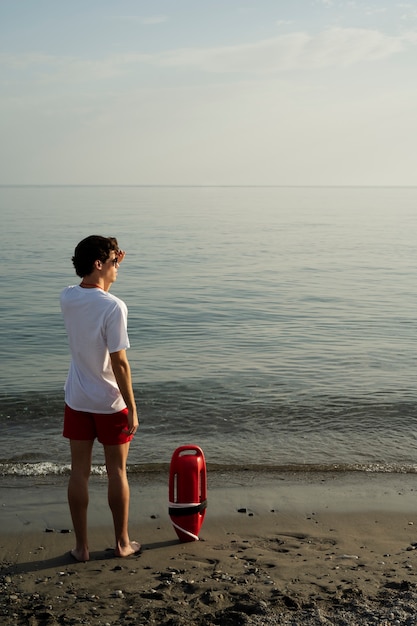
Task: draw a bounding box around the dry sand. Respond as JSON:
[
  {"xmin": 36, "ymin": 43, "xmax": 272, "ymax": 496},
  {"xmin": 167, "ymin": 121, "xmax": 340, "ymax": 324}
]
[{"xmin": 2, "ymin": 471, "xmax": 417, "ymax": 625}]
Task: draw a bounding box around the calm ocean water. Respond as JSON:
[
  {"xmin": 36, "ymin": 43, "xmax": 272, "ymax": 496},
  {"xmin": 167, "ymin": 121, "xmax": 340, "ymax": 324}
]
[{"xmin": 2, "ymin": 185, "xmax": 417, "ymax": 481}]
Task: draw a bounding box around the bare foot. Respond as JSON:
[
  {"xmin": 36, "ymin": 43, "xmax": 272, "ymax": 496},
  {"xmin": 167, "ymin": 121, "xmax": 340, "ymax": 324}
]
[
  {"xmin": 114, "ymin": 541, "xmax": 141, "ymax": 558},
  {"xmin": 70, "ymin": 548, "xmax": 89, "ymax": 562}
]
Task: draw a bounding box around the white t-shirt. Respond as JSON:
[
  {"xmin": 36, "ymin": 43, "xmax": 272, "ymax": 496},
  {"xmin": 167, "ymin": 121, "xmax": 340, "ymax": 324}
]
[{"xmin": 60, "ymin": 285, "xmax": 130, "ymax": 413}]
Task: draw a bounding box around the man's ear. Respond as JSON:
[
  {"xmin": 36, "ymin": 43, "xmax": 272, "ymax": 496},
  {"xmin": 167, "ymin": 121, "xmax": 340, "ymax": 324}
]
[{"xmin": 95, "ymin": 259, "xmax": 103, "ymax": 270}]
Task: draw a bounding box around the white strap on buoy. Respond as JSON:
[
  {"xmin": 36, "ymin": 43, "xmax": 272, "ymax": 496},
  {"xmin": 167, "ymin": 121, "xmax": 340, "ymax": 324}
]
[
  {"xmin": 170, "ymin": 521, "xmax": 200, "ymax": 541},
  {"xmin": 168, "ymin": 501, "xmax": 202, "ymax": 509},
  {"xmin": 169, "ymin": 501, "xmax": 204, "ymax": 541}
]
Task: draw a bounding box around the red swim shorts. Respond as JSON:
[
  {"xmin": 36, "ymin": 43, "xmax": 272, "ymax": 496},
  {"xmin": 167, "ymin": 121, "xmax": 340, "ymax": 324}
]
[{"xmin": 63, "ymin": 404, "xmax": 133, "ymax": 445}]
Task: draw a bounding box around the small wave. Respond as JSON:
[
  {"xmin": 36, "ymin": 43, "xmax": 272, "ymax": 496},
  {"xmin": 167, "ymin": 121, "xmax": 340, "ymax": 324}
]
[
  {"xmin": 2, "ymin": 461, "xmax": 417, "ymax": 478},
  {"xmin": 0, "ymin": 462, "xmax": 106, "ymax": 477},
  {"xmin": 203, "ymin": 462, "xmax": 417, "ymax": 475}
]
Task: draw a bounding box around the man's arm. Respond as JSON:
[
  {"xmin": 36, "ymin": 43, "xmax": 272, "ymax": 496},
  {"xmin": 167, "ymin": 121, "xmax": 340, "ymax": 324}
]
[{"xmin": 110, "ymin": 349, "xmax": 139, "ymax": 435}]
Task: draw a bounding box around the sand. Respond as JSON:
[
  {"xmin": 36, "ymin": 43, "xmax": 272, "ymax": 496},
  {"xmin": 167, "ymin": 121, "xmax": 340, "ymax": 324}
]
[{"xmin": 2, "ymin": 470, "xmax": 417, "ymax": 625}]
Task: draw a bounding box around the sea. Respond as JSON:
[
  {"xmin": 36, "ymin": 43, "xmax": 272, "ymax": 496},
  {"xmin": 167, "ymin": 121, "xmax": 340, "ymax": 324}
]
[{"xmin": 2, "ymin": 185, "xmax": 417, "ymax": 486}]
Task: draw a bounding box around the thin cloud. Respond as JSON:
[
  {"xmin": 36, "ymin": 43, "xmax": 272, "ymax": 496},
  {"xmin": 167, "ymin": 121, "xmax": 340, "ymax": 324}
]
[
  {"xmin": 0, "ymin": 27, "xmax": 413, "ymax": 87},
  {"xmin": 0, "ymin": 53, "xmax": 129, "ymax": 83},
  {"xmin": 150, "ymin": 27, "xmax": 411, "ymax": 73},
  {"xmin": 364, "ymin": 8, "xmax": 387, "ymax": 16}
]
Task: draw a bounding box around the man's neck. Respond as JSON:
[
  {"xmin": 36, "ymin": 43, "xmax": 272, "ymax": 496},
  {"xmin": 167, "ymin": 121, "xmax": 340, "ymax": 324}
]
[{"xmin": 81, "ymin": 273, "xmax": 109, "ymax": 292}]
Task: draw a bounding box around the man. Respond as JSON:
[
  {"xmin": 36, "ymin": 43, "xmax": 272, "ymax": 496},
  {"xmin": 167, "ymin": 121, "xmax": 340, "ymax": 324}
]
[{"xmin": 60, "ymin": 235, "xmax": 140, "ymax": 561}]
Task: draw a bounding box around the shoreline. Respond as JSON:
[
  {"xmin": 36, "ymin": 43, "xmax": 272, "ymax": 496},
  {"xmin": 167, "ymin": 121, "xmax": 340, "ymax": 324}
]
[
  {"xmin": 2, "ymin": 469, "xmax": 417, "ymax": 535},
  {"xmin": 2, "ymin": 472, "xmax": 417, "ymax": 624}
]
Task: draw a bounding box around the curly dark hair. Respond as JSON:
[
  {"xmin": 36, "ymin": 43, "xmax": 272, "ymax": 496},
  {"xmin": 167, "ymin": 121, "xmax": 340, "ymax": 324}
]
[{"xmin": 72, "ymin": 235, "xmax": 119, "ymax": 278}]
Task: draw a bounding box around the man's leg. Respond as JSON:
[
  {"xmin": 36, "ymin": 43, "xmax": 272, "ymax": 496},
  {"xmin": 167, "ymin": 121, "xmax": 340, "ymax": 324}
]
[
  {"xmin": 68, "ymin": 439, "xmax": 94, "ymax": 562},
  {"xmin": 104, "ymin": 442, "xmax": 141, "ymax": 557}
]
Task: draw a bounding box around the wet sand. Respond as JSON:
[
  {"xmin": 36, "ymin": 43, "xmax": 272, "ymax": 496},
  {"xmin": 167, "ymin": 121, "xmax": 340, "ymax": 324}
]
[{"xmin": 2, "ymin": 471, "xmax": 417, "ymax": 625}]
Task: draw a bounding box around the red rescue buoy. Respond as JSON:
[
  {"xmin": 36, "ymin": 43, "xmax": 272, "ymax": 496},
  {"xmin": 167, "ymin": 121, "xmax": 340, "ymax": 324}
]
[{"xmin": 169, "ymin": 445, "xmax": 207, "ymax": 542}]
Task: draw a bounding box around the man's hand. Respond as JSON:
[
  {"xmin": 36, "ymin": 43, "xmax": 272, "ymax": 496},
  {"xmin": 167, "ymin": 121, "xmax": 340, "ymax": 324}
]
[
  {"xmin": 124, "ymin": 407, "xmax": 139, "ymax": 436},
  {"xmin": 116, "ymin": 249, "xmax": 126, "ymax": 264}
]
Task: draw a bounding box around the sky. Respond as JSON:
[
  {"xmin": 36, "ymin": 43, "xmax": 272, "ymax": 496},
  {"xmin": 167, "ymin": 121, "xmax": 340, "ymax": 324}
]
[{"xmin": 1, "ymin": 0, "xmax": 416, "ymax": 186}]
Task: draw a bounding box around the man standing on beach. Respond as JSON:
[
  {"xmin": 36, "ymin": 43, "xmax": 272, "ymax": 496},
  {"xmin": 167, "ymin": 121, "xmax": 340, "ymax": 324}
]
[{"xmin": 60, "ymin": 235, "xmax": 140, "ymax": 561}]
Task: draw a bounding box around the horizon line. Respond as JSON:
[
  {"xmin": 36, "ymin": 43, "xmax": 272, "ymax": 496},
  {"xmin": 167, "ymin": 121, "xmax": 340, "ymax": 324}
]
[{"xmin": 1, "ymin": 184, "xmax": 416, "ymax": 189}]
